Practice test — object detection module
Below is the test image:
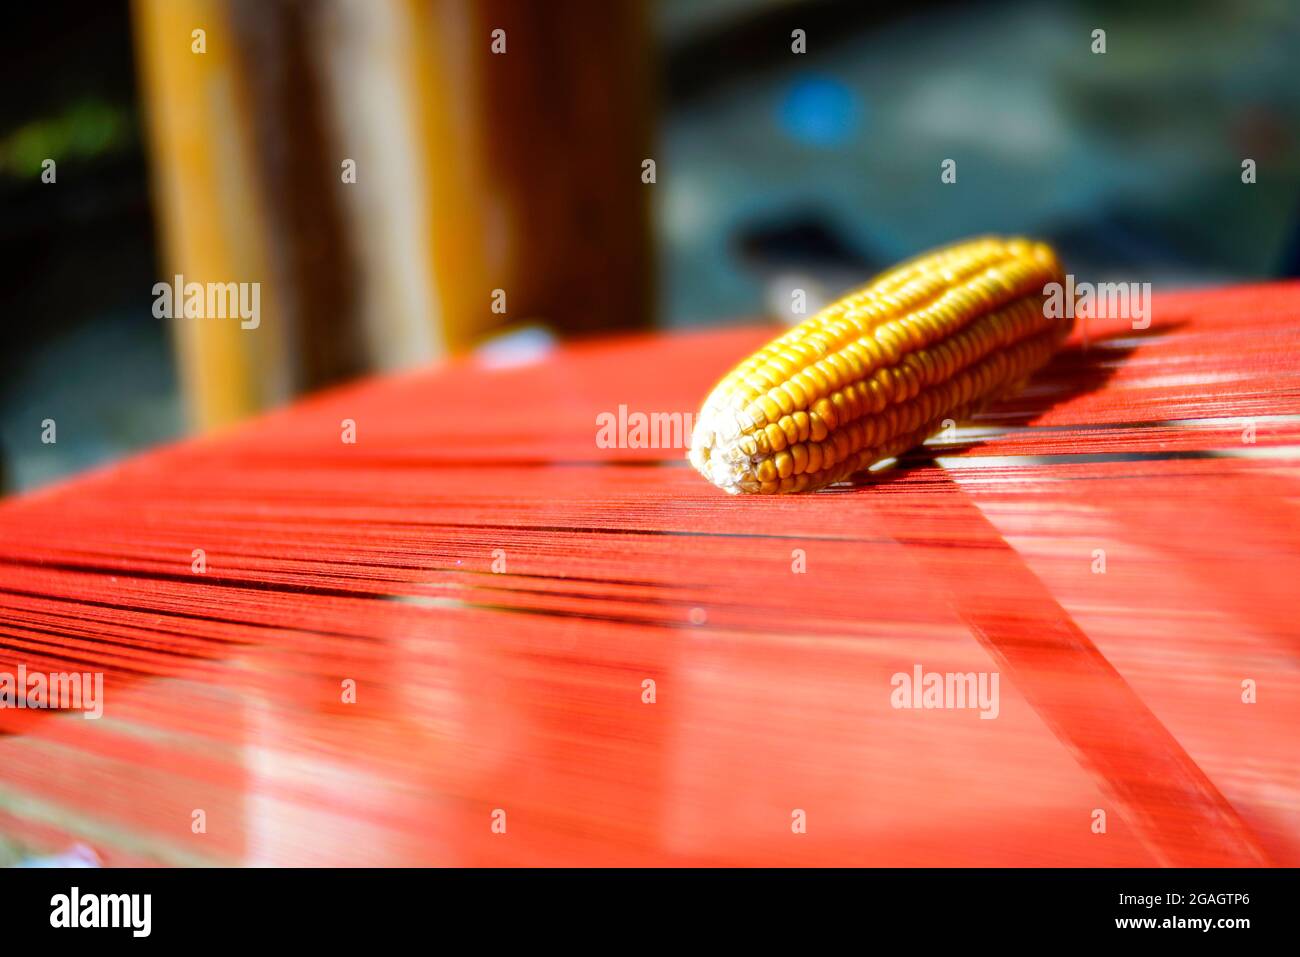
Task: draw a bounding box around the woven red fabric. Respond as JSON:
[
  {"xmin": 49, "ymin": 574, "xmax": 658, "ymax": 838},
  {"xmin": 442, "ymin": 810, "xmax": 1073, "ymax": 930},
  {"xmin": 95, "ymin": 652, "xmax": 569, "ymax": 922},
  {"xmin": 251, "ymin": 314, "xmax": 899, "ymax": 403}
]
[{"xmin": 0, "ymin": 282, "xmax": 1297, "ymax": 865}]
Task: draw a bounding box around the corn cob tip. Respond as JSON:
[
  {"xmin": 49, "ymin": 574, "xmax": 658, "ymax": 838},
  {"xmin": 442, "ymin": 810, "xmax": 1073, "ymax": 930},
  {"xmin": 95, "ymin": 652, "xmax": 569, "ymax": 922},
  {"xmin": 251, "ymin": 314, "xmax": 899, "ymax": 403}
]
[{"xmin": 688, "ymin": 406, "xmax": 751, "ymax": 494}]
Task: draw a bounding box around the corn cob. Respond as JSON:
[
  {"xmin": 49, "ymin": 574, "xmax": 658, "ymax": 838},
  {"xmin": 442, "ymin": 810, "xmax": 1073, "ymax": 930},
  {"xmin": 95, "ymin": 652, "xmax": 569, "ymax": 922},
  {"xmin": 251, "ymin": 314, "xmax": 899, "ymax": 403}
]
[{"xmin": 688, "ymin": 236, "xmax": 1070, "ymax": 494}]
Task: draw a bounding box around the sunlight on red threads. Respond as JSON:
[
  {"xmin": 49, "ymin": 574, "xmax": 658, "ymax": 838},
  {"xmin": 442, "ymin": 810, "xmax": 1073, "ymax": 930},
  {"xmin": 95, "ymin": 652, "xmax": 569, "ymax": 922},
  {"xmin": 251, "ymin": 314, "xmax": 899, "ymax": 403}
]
[{"xmin": 0, "ymin": 282, "xmax": 1297, "ymax": 866}]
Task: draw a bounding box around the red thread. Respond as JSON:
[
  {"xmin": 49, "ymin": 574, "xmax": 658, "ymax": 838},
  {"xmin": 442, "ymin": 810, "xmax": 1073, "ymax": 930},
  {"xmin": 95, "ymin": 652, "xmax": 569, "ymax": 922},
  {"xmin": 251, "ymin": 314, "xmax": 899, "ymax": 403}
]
[{"xmin": 0, "ymin": 282, "xmax": 1296, "ymax": 865}]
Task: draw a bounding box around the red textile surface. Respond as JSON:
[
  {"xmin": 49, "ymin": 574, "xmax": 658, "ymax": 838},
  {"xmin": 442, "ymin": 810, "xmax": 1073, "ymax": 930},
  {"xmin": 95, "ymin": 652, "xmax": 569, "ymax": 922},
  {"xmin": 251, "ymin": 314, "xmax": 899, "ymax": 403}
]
[{"xmin": 0, "ymin": 282, "xmax": 1297, "ymax": 866}]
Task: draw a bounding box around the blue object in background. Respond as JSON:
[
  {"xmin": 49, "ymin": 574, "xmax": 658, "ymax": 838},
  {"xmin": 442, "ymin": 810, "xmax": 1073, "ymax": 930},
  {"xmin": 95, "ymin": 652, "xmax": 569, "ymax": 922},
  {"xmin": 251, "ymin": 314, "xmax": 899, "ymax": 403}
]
[{"xmin": 778, "ymin": 74, "xmax": 861, "ymax": 147}]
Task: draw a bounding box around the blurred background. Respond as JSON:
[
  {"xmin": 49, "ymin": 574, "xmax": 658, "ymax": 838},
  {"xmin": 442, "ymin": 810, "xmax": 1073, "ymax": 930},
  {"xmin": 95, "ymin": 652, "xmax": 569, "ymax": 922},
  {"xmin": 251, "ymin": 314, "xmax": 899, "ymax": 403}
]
[{"xmin": 2, "ymin": 0, "xmax": 1298, "ymax": 493}]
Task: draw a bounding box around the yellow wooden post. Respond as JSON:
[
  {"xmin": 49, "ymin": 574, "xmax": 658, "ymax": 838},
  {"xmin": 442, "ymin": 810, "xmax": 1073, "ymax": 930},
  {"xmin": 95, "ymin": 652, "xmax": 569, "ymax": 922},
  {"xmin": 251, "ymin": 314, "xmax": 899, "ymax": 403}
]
[
  {"xmin": 133, "ymin": 0, "xmax": 287, "ymax": 430},
  {"xmin": 134, "ymin": 0, "xmax": 654, "ymax": 429}
]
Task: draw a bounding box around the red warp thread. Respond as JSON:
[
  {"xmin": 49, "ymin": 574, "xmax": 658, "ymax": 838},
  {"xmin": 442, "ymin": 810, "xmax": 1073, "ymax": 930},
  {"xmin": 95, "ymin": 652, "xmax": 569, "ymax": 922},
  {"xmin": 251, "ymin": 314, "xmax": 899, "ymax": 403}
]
[{"xmin": 0, "ymin": 282, "xmax": 1297, "ymax": 865}]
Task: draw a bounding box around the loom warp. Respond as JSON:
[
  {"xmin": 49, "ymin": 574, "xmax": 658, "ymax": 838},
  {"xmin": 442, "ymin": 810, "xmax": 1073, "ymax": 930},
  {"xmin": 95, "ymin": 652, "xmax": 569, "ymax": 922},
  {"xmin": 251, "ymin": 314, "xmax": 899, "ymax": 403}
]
[{"xmin": 0, "ymin": 283, "xmax": 1297, "ymax": 865}]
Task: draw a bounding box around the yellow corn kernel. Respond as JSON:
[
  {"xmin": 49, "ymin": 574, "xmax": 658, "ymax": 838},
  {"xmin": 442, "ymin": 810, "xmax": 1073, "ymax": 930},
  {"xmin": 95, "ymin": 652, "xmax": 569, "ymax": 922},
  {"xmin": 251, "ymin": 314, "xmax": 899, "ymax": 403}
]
[{"xmin": 688, "ymin": 236, "xmax": 1070, "ymax": 494}]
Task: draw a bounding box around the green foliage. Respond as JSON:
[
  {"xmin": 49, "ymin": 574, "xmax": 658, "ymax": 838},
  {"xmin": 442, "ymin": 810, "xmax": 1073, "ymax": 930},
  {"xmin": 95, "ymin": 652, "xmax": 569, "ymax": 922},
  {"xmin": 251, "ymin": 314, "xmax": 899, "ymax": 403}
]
[{"xmin": 0, "ymin": 99, "xmax": 133, "ymax": 177}]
